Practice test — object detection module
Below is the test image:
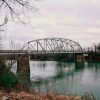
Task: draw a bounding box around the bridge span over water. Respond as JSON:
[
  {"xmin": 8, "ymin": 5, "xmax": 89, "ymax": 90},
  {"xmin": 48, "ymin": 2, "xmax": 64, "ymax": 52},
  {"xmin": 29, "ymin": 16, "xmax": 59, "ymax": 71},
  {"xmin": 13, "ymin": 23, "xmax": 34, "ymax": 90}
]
[
  {"xmin": 0, "ymin": 38, "xmax": 86, "ymax": 61},
  {"xmin": 0, "ymin": 38, "xmax": 83, "ymax": 54},
  {"xmin": 0, "ymin": 38, "xmax": 87, "ymax": 89}
]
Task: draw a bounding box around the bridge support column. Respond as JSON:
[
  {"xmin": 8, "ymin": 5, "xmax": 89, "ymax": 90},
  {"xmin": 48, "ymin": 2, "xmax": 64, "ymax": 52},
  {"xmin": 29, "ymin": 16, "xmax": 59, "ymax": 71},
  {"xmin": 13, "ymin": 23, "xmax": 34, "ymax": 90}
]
[
  {"xmin": 75, "ymin": 53, "xmax": 84, "ymax": 62},
  {"xmin": 0, "ymin": 59, "xmax": 5, "ymax": 76},
  {"xmin": 17, "ymin": 54, "xmax": 30, "ymax": 91}
]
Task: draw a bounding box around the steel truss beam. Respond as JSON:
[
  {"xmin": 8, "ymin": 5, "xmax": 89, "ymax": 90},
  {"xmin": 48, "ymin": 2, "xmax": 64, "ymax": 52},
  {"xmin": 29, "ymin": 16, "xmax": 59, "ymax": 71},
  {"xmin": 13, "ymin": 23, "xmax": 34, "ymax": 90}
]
[{"xmin": 23, "ymin": 38, "xmax": 83, "ymax": 54}]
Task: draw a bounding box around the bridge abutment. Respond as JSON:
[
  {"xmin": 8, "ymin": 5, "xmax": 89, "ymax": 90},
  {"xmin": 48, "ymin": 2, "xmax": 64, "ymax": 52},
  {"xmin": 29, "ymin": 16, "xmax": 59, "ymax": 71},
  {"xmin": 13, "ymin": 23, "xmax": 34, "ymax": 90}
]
[{"xmin": 17, "ymin": 54, "xmax": 30, "ymax": 91}]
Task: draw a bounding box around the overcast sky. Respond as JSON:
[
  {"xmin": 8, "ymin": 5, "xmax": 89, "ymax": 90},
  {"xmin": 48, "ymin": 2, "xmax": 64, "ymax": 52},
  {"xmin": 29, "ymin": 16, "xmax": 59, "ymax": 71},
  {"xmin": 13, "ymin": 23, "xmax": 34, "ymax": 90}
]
[{"xmin": 4, "ymin": 0, "xmax": 100, "ymax": 48}]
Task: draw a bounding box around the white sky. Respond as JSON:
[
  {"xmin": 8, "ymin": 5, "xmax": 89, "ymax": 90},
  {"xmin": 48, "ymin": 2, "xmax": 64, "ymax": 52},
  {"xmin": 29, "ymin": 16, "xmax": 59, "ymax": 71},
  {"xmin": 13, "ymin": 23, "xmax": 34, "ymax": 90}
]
[{"xmin": 2, "ymin": 0, "xmax": 100, "ymax": 48}]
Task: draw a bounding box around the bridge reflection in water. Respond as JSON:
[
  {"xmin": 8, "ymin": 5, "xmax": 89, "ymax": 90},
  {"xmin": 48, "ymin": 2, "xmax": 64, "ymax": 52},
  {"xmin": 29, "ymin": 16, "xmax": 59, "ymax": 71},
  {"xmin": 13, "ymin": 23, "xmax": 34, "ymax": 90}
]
[{"xmin": 30, "ymin": 61, "xmax": 100, "ymax": 100}]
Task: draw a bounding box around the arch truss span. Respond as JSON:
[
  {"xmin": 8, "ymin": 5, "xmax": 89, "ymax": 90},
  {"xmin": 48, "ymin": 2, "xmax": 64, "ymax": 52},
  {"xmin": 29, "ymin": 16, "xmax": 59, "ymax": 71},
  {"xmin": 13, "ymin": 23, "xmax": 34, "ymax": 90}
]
[{"xmin": 23, "ymin": 38, "xmax": 83, "ymax": 54}]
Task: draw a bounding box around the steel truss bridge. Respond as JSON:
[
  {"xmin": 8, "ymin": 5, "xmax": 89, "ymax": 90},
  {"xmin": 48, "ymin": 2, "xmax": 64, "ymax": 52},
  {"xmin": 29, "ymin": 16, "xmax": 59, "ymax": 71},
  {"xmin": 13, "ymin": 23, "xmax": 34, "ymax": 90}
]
[
  {"xmin": 0, "ymin": 38, "xmax": 84, "ymax": 68},
  {"xmin": 22, "ymin": 37, "xmax": 83, "ymax": 54},
  {"xmin": 0, "ymin": 38, "xmax": 83, "ymax": 54}
]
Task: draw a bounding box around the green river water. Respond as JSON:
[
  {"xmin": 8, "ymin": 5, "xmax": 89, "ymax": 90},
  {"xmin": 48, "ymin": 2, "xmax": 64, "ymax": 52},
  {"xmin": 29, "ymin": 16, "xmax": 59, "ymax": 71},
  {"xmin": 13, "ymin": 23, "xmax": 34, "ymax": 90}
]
[{"xmin": 30, "ymin": 61, "xmax": 100, "ymax": 100}]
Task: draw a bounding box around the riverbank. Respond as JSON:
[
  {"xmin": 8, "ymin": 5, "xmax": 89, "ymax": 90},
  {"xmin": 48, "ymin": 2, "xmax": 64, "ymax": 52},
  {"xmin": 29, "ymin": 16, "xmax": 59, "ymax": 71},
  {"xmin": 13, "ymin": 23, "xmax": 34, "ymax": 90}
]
[{"xmin": 0, "ymin": 91, "xmax": 95, "ymax": 100}]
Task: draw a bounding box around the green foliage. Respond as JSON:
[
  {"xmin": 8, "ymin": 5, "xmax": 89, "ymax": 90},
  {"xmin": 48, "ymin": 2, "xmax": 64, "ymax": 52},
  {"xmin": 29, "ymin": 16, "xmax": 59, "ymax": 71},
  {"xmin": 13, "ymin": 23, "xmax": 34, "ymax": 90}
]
[{"xmin": 0, "ymin": 68, "xmax": 18, "ymax": 88}]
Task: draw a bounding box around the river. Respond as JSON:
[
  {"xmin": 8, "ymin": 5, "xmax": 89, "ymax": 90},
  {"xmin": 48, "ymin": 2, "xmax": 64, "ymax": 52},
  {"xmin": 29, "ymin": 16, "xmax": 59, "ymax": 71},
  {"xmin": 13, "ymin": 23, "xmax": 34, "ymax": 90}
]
[{"xmin": 30, "ymin": 61, "xmax": 100, "ymax": 100}]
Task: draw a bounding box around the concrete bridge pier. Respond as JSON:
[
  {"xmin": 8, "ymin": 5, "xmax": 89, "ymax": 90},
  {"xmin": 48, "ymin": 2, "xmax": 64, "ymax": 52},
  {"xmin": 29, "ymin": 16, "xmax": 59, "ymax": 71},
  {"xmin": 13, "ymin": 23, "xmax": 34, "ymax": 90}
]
[
  {"xmin": 75, "ymin": 53, "xmax": 85, "ymax": 62},
  {"xmin": 0, "ymin": 59, "xmax": 5, "ymax": 76},
  {"xmin": 17, "ymin": 54, "xmax": 30, "ymax": 91}
]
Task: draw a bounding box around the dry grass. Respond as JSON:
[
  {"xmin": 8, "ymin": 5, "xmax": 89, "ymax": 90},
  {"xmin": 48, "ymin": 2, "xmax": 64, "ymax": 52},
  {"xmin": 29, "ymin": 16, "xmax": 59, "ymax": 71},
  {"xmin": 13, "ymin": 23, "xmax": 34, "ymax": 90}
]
[{"xmin": 0, "ymin": 91, "xmax": 95, "ymax": 100}]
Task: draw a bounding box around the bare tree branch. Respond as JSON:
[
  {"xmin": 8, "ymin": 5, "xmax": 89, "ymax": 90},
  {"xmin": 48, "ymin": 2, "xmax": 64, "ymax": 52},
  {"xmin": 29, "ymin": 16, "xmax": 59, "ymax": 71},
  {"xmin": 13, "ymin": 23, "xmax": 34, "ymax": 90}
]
[
  {"xmin": 0, "ymin": 17, "xmax": 8, "ymax": 27},
  {"xmin": 0, "ymin": 0, "xmax": 38, "ymax": 23}
]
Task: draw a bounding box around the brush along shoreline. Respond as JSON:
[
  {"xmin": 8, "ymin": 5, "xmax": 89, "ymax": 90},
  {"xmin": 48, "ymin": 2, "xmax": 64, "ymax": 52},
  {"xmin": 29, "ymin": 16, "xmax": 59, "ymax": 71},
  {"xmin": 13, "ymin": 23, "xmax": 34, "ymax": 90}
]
[{"xmin": 0, "ymin": 91, "xmax": 95, "ymax": 100}]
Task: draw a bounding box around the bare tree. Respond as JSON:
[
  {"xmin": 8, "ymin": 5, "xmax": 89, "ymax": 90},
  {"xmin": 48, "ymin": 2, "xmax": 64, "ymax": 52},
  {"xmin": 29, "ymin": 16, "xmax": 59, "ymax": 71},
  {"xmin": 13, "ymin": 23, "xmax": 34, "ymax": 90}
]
[
  {"xmin": 0, "ymin": 0, "xmax": 39, "ymax": 24},
  {"xmin": 94, "ymin": 43, "xmax": 100, "ymax": 52}
]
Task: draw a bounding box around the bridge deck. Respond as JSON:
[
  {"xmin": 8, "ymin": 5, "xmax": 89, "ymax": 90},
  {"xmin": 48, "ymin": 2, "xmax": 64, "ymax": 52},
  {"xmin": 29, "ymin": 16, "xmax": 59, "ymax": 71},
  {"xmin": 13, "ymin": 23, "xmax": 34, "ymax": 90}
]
[{"xmin": 0, "ymin": 50, "xmax": 84, "ymax": 54}]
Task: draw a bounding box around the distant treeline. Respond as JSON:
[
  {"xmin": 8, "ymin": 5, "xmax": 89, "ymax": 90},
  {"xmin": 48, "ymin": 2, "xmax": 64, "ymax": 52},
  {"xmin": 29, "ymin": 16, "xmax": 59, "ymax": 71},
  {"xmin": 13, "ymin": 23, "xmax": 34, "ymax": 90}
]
[{"xmin": 84, "ymin": 43, "xmax": 100, "ymax": 61}]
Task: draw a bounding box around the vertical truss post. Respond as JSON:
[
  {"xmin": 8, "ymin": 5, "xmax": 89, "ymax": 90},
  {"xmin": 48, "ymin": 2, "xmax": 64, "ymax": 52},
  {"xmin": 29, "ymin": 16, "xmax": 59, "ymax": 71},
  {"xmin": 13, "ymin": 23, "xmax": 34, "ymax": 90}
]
[
  {"xmin": 37, "ymin": 40, "xmax": 38, "ymax": 53},
  {"xmin": 28, "ymin": 42, "xmax": 30, "ymax": 54}
]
